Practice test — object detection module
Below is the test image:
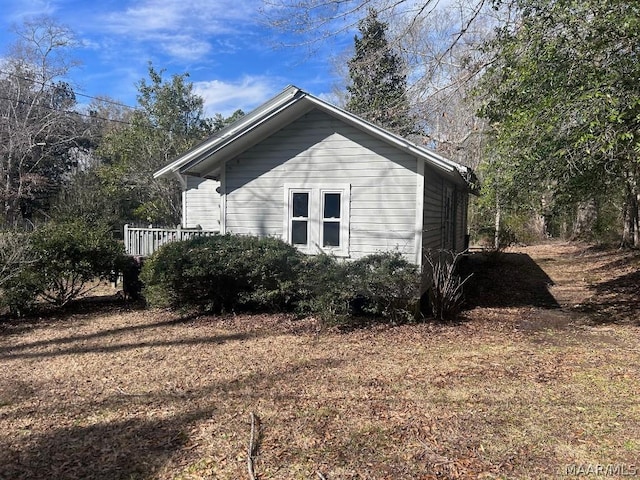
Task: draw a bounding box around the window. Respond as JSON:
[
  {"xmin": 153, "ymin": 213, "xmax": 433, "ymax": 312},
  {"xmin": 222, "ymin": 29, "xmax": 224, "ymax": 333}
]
[
  {"xmin": 285, "ymin": 184, "xmax": 350, "ymax": 256},
  {"xmin": 291, "ymin": 192, "xmax": 309, "ymax": 245},
  {"xmin": 322, "ymin": 192, "xmax": 341, "ymax": 247}
]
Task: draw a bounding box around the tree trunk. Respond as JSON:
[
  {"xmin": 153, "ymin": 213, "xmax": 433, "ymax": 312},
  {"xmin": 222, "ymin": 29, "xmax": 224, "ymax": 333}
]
[
  {"xmin": 530, "ymin": 214, "xmax": 547, "ymax": 240},
  {"xmin": 572, "ymin": 198, "xmax": 598, "ymax": 241},
  {"xmin": 494, "ymin": 194, "xmax": 501, "ymax": 250},
  {"xmin": 636, "ymin": 190, "xmax": 640, "ymax": 248},
  {"xmin": 622, "ymin": 172, "xmax": 640, "ymax": 248}
]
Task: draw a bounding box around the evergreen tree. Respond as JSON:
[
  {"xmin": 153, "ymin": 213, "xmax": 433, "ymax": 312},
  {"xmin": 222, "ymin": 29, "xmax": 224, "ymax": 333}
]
[{"xmin": 346, "ymin": 8, "xmax": 416, "ymax": 136}]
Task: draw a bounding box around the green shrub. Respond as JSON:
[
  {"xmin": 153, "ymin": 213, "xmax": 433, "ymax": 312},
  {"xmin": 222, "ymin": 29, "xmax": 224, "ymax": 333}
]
[
  {"xmin": 1, "ymin": 265, "xmax": 41, "ymax": 317},
  {"xmin": 296, "ymin": 251, "xmax": 421, "ymax": 325},
  {"xmin": 31, "ymin": 220, "xmax": 124, "ymax": 306},
  {"xmin": 295, "ymin": 254, "xmax": 354, "ymax": 323},
  {"xmin": 350, "ymin": 252, "xmax": 421, "ymax": 323},
  {"xmin": 0, "ymin": 231, "xmax": 37, "ymax": 315},
  {"xmin": 0, "ymin": 232, "xmax": 33, "ymax": 288},
  {"xmin": 142, "ymin": 236, "xmax": 421, "ymax": 324},
  {"xmin": 0, "ymin": 220, "xmax": 124, "ymax": 313},
  {"xmin": 141, "ymin": 234, "xmax": 305, "ymax": 313}
]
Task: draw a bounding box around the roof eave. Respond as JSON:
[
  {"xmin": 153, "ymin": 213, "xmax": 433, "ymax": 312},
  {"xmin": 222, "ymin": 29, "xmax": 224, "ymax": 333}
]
[{"xmin": 155, "ymin": 85, "xmax": 477, "ymax": 192}]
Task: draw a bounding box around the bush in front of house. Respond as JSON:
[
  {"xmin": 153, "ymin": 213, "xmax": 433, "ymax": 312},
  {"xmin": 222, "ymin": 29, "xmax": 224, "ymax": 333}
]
[
  {"xmin": 294, "ymin": 253, "xmax": 354, "ymax": 323},
  {"xmin": 140, "ymin": 234, "xmax": 305, "ymax": 313},
  {"xmin": 294, "ymin": 251, "xmax": 421, "ymax": 325},
  {"xmin": 141, "ymin": 234, "xmax": 423, "ymax": 323},
  {"xmin": 0, "ymin": 220, "xmax": 125, "ymax": 314},
  {"xmin": 349, "ymin": 252, "xmax": 421, "ymax": 323}
]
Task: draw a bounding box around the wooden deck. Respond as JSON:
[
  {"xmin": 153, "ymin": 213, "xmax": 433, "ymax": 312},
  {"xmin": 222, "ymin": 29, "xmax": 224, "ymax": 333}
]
[{"xmin": 123, "ymin": 224, "xmax": 219, "ymax": 256}]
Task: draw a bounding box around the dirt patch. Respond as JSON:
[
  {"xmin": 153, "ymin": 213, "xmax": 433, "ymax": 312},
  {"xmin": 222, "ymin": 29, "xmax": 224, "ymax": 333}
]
[{"xmin": 0, "ymin": 242, "xmax": 639, "ymax": 479}]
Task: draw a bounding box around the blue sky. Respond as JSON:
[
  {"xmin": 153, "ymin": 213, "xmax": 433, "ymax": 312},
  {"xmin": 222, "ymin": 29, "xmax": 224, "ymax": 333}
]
[{"xmin": 0, "ymin": 0, "xmax": 352, "ymax": 117}]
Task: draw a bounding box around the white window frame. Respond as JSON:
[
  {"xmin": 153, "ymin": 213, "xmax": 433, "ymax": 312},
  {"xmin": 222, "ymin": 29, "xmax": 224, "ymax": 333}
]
[
  {"xmin": 289, "ymin": 188, "xmax": 313, "ymax": 249},
  {"xmin": 284, "ymin": 183, "xmax": 351, "ymax": 257}
]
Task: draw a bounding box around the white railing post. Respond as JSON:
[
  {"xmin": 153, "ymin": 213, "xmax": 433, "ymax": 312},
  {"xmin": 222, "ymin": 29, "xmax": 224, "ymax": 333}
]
[{"xmin": 124, "ymin": 224, "xmax": 130, "ymax": 255}]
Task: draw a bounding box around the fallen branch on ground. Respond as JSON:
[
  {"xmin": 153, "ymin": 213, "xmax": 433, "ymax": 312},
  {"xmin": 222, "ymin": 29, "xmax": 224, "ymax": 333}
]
[{"xmin": 247, "ymin": 412, "xmax": 260, "ymax": 480}]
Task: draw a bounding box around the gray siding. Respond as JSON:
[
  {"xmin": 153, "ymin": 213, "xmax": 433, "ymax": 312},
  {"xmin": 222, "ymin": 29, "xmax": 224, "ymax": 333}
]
[
  {"xmin": 455, "ymin": 189, "xmax": 469, "ymax": 251},
  {"xmin": 422, "ymin": 165, "xmax": 469, "ymax": 255},
  {"xmin": 183, "ymin": 176, "xmax": 220, "ymax": 230},
  {"xmin": 422, "ymin": 165, "xmax": 444, "ymax": 251},
  {"xmin": 223, "ymin": 109, "xmax": 419, "ymax": 260}
]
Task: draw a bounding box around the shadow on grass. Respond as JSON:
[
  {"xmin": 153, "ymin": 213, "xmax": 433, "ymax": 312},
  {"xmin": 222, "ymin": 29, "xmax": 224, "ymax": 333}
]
[
  {"xmin": 0, "ymin": 355, "xmax": 346, "ymax": 480},
  {"xmin": 0, "ymin": 293, "xmax": 147, "ymax": 336},
  {"xmin": 575, "ymin": 269, "xmax": 640, "ymax": 325},
  {"xmin": 463, "ymin": 252, "xmax": 560, "ymax": 309},
  {"xmin": 0, "ymin": 331, "xmax": 256, "ymax": 360},
  {"xmin": 0, "ymin": 410, "xmax": 206, "ymax": 480},
  {"xmin": 0, "ymin": 313, "xmax": 204, "ymax": 357}
]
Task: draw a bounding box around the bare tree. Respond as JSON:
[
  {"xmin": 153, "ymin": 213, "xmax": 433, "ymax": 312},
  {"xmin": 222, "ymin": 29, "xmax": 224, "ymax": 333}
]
[
  {"xmin": 0, "ymin": 17, "xmax": 82, "ymax": 226},
  {"xmin": 396, "ymin": 3, "xmax": 502, "ymax": 168}
]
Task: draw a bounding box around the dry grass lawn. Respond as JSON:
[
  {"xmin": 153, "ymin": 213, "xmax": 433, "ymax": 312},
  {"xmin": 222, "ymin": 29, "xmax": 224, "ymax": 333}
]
[{"xmin": 0, "ymin": 242, "xmax": 638, "ymax": 479}]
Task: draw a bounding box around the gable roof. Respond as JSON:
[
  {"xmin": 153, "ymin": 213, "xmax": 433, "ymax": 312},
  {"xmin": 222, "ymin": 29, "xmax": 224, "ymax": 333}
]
[{"xmin": 154, "ymin": 85, "xmax": 473, "ymax": 186}]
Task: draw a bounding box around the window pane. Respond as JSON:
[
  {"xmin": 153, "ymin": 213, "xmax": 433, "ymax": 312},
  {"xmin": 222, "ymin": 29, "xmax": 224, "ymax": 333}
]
[
  {"xmin": 292, "ymin": 192, "xmax": 308, "ymax": 218},
  {"xmin": 323, "ymin": 222, "xmax": 340, "ymax": 247},
  {"xmin": 323, "ymin": 193, "xmax": 340, "ymax": 219},
  {"xmin": 292, "ymin": 220, "xmax": 308, "ymax": 245}
]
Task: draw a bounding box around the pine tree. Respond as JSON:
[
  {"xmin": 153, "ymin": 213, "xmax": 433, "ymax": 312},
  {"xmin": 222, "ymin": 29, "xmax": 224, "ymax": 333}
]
[{"xmin": 346, "ymin": 8, "xmax": 415, "ymax": 136}]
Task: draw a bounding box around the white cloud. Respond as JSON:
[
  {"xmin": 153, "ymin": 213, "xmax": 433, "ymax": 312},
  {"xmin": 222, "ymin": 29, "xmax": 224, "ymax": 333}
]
[
  {"xmin": 4, "ymin": 0, "xmax": 55, "ymax": 22},
  {"xmin": 193, "ymin": 76, "xmax": 280, "ymax": 117},
  {"xmin": 95, "ymin": 0, "xmax": 265, "ymax": 63},
  {"xmin": 100, "ymin": 0, "xmax": 259, "ymax": 36},
  {"xmin": 159, "ymin": 35, "xmax": 212, "ymax": 61}
]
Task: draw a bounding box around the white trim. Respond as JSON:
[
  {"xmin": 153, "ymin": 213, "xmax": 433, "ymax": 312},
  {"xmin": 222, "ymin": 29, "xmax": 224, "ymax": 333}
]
[
  {"xmin": 154, "ymin": 85, "xmax": 470, "ymax": 187},
  {"xmin": 284, "ymin": 187, "xmax": 314, "ymax": 253},
  {"xmin": 284, "ymin": 183, "xmax": 351, "ymax": 257},
  {"xmin": 415, "ymin": 159, "xmax": 425, "ymax": 266},
  {"xmin": 319, "ymin": 186, "xmax": 350, "ymax": 256},
  {"xmin": 154, "ymin": 86, "xmax": 301, "ymax": 179},
  {"xmin": 181, "ymin": 189, "xmax": 187, "ymax": 228},
  {"xmin": 219, "ymin": 167, "xmax": 227, "ymax": 234},
  {"xmin": 179, "ymin": 96, "xmax": 303, "ymax": 175}
]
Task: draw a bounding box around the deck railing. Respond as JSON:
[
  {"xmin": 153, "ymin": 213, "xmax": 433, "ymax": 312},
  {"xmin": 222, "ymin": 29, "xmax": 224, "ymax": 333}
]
[{"xmin": 124, "ymin": 224, "xmax": 219, "ymax": 256}]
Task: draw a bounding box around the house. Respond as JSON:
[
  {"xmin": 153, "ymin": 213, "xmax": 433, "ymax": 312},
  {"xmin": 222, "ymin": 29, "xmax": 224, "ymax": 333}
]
[{"xmin": 153, "ymin": 85, "xmax": 475, "ymax": 266}]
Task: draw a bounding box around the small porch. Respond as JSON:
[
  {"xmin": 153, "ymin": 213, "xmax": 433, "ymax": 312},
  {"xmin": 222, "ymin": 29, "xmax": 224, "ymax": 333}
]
[{"xmin": 123, "ymin": 224, "xmax": 219, "ymax": 257}]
